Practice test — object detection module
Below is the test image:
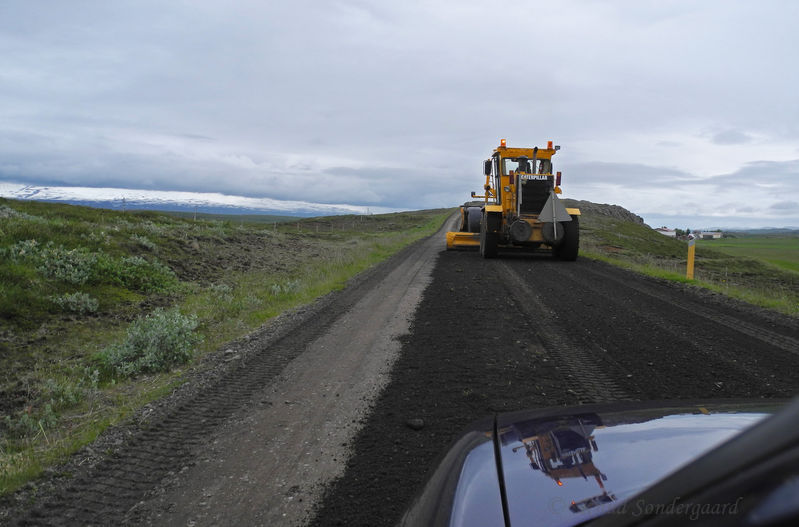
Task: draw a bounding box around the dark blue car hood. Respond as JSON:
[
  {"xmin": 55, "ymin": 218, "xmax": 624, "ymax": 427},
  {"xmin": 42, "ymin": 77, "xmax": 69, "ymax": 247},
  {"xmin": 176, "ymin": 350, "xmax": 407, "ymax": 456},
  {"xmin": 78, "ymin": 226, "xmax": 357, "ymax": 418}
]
[{"xmin": 402, "ymin": 400, "xmax": 785, "ymax": 527}]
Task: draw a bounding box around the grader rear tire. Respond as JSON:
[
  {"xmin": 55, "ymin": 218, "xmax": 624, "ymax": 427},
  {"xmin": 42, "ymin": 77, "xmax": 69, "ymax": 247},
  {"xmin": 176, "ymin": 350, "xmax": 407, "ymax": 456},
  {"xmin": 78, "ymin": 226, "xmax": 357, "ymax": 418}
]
[
  {"xmin": 554, "ymin": 215, "xmax": 579, "ymax": 261},
  {"xmin": 466, "ymin": 207, "xmax": 482, "ymax": 233}
]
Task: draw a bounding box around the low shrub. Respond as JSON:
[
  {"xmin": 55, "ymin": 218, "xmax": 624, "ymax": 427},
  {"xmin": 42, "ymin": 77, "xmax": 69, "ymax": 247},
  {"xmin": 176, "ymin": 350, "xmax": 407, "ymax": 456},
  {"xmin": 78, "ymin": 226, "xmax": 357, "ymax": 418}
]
[
  {"xmin": 269, "ymin": 279, "xmax": 301, "ymax": 297},
  {"xmin": 101, "ymin": 308, "xmax": 202, "ymax": 377},
  {"xmin": 1, "ymin": 240, "xmax": 179, "ymax": 293},
  {"xmin": 42, "ymin": 369, "xmax": 99, "ymax": 410},
  {"xmin": 0, "ymin": 204, "xmax": 44, "ymax": 222},
  {"xmin": 95, "ymin": 255, "xmax": 178, "ymax": 293},
  {"xmin": 208, "ymin": 283, "xmax": 234, "ymax": 302},
  {"xmin": 138, "ymin": 221, "xmax": 167, "ymax": 235},
  {"xmin": 2, "ymin": 241, "xmax": 94, "ymax": 285},
  {"xmin": 49, "ymin": 292, "xmax": 99, "ymax": 314},
  {"xmin": 82, "ymin": 230, "xmax": 111, "ymax": 245},
  {"xmin": 2, "ymin": 370, "xmax": 100, "ymax": 440},
  {"xmin": 3, "ymin": 404, "xmax": 57, "ymax": 439},
  {"xmin": 130, "ymin": 234, "xmax": 156, "ymax": 251},
  {"xmin": 39, "ymin": 246, "xmax": 98, "ymax": 284}
]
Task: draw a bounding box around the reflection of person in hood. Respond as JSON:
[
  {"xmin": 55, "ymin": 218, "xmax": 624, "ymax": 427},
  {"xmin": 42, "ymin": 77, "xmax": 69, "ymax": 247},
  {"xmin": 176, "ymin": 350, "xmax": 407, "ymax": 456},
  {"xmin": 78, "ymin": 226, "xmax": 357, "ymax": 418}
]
[{"xmin": 513, "ymin": 439, "xmax": 540, "ymax": 469}]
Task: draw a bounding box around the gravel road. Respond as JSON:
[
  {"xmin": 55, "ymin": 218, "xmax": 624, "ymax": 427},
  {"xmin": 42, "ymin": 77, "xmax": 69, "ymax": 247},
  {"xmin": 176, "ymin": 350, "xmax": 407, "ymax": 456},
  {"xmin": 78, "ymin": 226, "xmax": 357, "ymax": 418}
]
[
  {"xmin": 5, "ymin": 219, "xmax": 798, "ymax": 526},
  {"xmin": 310, "ymin": 248, "xmax": 799, "ymax": 526}
]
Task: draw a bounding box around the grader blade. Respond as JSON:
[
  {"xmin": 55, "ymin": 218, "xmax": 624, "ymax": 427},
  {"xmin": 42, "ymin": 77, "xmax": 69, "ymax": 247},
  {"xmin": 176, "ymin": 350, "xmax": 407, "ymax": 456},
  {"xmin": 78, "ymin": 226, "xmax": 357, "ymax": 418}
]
[{"xmin": 446, "ymin": 232, "xmax": 480, "ymax": 250}]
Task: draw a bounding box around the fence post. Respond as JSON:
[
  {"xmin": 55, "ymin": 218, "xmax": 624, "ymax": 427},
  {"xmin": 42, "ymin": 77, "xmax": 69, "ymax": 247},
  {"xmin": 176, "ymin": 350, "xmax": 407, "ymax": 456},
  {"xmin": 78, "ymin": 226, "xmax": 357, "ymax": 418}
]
[{"xmin": 686, "ymin": 238, "xmax": 696, "ymax": 280}]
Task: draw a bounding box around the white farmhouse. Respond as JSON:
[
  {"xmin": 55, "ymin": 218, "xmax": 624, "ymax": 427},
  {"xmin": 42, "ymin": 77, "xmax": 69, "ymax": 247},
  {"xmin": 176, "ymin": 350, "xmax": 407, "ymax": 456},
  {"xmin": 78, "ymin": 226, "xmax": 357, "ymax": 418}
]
[
  {"xmin": 655, "ymin": 227, "xmax": 677, "ymax": 237},
  {"xmin": 696, "ymin": 230, "xmax": 723, "ymax": 240}
]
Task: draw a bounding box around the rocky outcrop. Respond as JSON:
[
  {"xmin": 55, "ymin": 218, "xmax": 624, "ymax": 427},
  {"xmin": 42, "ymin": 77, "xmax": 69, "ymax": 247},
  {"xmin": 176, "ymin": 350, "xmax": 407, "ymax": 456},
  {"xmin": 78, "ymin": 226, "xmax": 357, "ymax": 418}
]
[{"xmin": 563, "ymin": 199, "xmax": 647, "ymax": 226}]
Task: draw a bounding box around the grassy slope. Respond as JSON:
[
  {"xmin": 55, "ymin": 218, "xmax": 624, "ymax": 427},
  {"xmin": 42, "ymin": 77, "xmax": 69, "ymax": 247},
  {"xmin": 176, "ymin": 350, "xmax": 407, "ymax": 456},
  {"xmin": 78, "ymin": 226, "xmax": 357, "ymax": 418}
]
[
  {"xmin": 0, "ymin": 198, "xmax": 450, "ymax": 494},
  {"xmin": 567, "ymin": 201, "xmax": 799, "ymax": 317}
]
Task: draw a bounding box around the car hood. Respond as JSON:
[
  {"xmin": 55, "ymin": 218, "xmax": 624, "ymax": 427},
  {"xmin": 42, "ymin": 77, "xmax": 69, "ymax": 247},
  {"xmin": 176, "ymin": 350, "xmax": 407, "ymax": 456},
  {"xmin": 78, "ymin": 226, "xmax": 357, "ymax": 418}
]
[{"xmin": 403, "ymin": 400, "xmax": 785, "ymax": 527}]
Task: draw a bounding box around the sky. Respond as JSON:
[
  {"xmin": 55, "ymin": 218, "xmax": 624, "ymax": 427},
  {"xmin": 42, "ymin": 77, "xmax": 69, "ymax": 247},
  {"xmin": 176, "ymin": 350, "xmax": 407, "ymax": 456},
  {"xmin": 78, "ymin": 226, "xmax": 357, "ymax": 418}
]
[{"xmin": 1, "ymin": 0, "xmax": 798, "ymax": 229}]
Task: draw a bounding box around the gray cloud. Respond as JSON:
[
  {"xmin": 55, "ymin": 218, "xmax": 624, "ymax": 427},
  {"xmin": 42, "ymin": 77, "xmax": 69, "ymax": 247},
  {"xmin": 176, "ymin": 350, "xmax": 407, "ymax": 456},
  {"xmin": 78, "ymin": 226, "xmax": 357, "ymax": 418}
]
[
  {"xmin": 770, "ymin": 201, "xmax": 799, "ymax": 211},
  {"xmin": 706, "ymin": 160, "xmax": 799, "ymax": 194},
  {"xmin": 564, "ymin": 162, "xmax": 696, "ymax": 188},
  {"xmin": 711, "ymin": 130, "xmax": 752, "ymax": 145}
]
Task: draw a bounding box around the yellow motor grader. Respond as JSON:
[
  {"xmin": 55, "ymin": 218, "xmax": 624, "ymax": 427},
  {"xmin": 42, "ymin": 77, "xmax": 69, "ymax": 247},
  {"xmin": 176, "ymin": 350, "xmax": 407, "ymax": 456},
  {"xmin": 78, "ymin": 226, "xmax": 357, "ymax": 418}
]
[{"xmin": 446, "ymin": 139, "xmax": 580, "ymax": 260}]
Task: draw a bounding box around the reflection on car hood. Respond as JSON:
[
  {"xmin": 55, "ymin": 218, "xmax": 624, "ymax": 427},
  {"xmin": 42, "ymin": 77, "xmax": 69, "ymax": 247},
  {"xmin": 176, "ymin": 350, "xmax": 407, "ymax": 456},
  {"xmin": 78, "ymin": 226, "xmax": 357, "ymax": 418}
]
[
  {"xmin": 404, "ymin": 400, "xmax": 784, "ymax": 527},
  {"xmin": 496, "ymin": 403, "xmax": 776, "ymax": 527}
]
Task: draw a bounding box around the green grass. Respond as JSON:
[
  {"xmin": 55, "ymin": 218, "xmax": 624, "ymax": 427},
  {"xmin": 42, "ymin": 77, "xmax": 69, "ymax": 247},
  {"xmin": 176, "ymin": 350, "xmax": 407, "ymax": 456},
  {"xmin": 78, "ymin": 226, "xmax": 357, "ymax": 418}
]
[
  {"xmin": 697, "ymin": 236, "xmax": 799, "ymax": 273},
  {"xmin": 0, "ymin": 198, "xmax": 450, "ymax": 495}
]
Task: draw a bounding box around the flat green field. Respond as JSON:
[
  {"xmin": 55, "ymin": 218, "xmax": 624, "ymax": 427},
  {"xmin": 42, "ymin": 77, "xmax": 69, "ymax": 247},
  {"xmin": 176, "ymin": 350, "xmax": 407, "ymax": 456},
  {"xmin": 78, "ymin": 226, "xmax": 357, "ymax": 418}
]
[{"xmin": 697, "ymin": 236, "xmax": 799, "ymax": 273}]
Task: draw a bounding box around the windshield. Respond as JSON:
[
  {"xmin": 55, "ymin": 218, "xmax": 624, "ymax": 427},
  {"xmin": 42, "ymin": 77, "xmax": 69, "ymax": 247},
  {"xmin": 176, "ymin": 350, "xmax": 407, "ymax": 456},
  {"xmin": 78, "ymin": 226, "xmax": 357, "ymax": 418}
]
[{"xmin": 503, "ymin": 157, "xmax": 553, "ymax": 175}]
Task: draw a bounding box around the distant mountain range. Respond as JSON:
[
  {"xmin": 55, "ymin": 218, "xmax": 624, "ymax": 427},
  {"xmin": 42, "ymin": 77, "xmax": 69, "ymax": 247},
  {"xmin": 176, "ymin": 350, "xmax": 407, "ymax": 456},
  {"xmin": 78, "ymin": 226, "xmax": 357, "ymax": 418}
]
[{"xmin": 0, "ymin": 183, "xmax": 394, "ymax": 217}]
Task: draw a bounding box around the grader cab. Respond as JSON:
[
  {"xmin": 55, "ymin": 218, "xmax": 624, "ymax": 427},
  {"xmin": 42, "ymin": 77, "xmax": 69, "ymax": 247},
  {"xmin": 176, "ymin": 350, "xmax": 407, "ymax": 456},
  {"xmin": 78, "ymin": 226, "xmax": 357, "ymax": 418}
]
[{"xmin": 446, "ymin": 139, "xmax": 580, "ymax": 260}]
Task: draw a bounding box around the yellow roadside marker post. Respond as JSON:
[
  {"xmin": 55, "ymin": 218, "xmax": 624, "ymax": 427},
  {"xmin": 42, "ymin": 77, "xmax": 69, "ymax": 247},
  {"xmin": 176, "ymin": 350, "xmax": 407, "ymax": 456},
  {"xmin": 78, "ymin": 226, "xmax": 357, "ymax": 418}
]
[{"xmin": 686, "ymin": 236, "xmax": 696, "ymax": 280}]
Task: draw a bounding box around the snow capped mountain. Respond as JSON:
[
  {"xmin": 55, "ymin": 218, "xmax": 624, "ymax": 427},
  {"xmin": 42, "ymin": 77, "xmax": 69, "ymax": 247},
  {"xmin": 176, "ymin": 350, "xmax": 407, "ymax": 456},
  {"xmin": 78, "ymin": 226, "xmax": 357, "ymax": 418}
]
[{"xmin": 0, "ymin": 183, "xmax": 396, "ymax": 217}]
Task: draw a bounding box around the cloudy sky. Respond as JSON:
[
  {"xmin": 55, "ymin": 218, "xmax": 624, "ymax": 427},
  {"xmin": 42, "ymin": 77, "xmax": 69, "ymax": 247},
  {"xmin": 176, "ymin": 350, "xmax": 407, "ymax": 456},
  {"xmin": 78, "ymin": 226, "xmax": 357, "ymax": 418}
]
[{"xmin": 1, "ymin": 1, "xmax": 798, "ymax": 228}]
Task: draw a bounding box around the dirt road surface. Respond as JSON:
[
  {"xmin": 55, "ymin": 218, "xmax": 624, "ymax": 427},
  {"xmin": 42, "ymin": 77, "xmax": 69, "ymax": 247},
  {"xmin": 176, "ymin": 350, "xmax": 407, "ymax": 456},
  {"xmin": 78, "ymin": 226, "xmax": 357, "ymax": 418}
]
[{"xmin": 5, "ymin": 218, "xmax": 798, "ymax": 526}]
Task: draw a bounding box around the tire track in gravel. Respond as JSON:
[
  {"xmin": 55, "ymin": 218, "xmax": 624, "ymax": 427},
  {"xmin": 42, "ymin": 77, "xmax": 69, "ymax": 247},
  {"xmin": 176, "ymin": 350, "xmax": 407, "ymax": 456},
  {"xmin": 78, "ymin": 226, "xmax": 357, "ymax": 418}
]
[
  {"xmin": 508, "ymin": 257, "xmax": 799, "ymax": 399},
  {"xmin": 577, "ymin": 262, "xmax": 799, "ymax": 355},
  {"xmin": 537, "ymin": 261, "xmax": 797, "ymax": 396},
  {"xmin": 498, "ymin": 261, "xmax": 633, "ymax": 403}
]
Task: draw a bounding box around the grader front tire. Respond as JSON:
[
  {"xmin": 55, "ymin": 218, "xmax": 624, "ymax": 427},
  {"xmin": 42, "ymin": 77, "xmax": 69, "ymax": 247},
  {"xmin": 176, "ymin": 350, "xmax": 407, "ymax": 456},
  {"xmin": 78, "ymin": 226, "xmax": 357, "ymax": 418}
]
[{"xmin": 480, "ymin": 212, "xmax": 499, "ymax": 259}]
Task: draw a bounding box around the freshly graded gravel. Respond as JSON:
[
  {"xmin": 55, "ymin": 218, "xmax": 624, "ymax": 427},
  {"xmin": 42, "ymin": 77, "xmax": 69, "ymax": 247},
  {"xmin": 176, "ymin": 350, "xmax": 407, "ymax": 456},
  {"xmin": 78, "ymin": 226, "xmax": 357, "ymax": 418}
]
[{"xmin": 310, "ymin": 250, "xmax": 799, "ymax": 526}]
